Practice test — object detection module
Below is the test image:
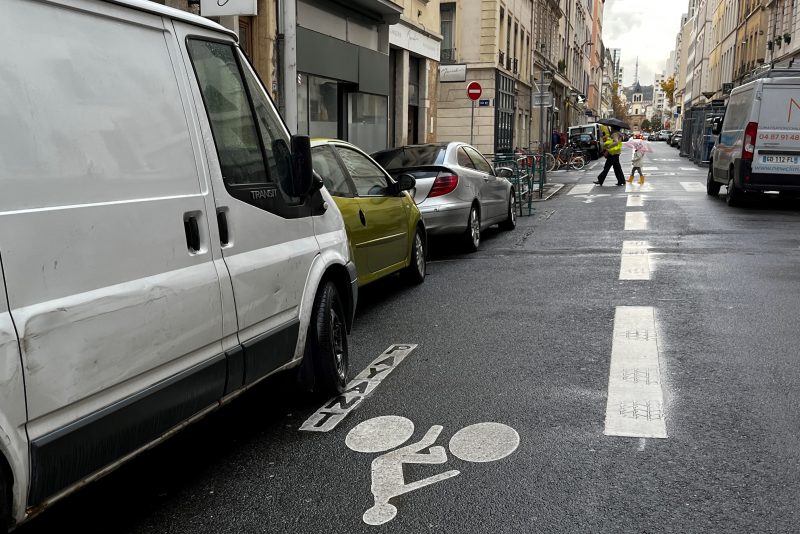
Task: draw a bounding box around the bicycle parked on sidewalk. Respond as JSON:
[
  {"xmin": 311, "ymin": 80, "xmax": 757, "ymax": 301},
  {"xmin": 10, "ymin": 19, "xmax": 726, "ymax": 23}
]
[{"xmin": 550, "ymin": 143, "xmax": 586, "ymax": 171}]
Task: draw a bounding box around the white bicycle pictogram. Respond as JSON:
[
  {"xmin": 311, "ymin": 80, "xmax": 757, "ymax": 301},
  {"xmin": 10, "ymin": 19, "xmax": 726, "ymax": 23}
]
[{"xmin": 345, "ymin": 416, "xmax": 520, "ymax": 525}]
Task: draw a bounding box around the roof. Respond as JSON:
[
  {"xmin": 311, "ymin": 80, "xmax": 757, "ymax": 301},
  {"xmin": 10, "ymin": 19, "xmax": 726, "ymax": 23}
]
[{"xmin": 105, "ymin": 0, "xmax": 236, "ymax": 39}]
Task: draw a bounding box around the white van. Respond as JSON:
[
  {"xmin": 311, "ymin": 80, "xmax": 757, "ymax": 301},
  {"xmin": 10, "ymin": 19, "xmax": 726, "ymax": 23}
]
[
  {"xmin": 708, "ymin": 70, "xmax": 800, "ymax": 205},
  {"xmin": 0, "ymin": 0, "xmax": 357, "ymax": 528}
]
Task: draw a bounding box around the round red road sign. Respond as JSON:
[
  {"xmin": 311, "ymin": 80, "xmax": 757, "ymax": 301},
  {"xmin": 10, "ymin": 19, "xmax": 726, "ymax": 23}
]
[{"xmin": 467, "ymin": 81, "xmax": 482, "ymax": 101}]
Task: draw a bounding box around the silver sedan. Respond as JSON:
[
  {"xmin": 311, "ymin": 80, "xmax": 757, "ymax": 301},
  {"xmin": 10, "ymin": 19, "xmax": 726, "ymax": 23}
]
[{"xmin": 372, "ymin": 142, "xmax": 516, "ymax": 251}]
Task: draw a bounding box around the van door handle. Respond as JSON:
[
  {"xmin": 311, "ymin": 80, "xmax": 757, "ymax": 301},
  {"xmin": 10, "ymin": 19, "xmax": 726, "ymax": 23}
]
[
  {"xmin": 359, "ymin": 209, "xmax": 367, "ymax": 226},
  {"xmin": 217, "ymin": 209, "xmax": 229, "ymax": 245},
  {"xmin": 183, "ymin": 215, "xmax": 200, "ymax": 253}
]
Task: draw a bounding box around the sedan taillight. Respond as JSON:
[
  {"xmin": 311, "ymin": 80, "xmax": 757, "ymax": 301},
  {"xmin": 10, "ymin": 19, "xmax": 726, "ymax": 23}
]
[{"xmin": 428, "ymin": 173, "xmax": 459, "ymax": 198}]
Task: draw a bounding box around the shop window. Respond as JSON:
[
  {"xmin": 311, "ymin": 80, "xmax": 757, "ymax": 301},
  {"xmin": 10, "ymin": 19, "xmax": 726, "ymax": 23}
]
[{"xmin": 348, "ymin": 92, "xmax": 388, "ymax": 154}]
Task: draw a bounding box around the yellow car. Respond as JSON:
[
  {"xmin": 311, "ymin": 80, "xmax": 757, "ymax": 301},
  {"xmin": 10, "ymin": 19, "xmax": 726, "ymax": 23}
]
[{"xmin": 311, "ymin": 139, "xmax": 426, "ymax": 287}]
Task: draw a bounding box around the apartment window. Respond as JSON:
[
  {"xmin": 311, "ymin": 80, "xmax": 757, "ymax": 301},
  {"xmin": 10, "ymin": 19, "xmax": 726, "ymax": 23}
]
[{"xmin": 441, "ymin": 3, "xmax": 455, "ymax": 62}]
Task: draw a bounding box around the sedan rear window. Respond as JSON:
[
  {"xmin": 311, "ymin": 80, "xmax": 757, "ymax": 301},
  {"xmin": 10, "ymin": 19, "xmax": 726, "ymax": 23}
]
[{"xmin": 372, "ymin": 146, "xmax": 447, "ymax": 169}]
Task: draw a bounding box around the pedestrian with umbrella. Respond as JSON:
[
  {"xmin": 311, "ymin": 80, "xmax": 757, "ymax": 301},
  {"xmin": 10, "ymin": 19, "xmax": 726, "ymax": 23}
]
[
  {"xmin": 623, "ymin": 137, "xmax": 653, "ymax": 185},
  {"xmin": 594, "ymin": 118, "xmax": 629, "ymax": 186}
]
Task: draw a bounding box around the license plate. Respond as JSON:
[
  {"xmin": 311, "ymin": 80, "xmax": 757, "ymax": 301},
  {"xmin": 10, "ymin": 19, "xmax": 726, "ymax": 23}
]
[{"xmin": 761, "ymin": 155, "xmax": 799, "ymax": 164}]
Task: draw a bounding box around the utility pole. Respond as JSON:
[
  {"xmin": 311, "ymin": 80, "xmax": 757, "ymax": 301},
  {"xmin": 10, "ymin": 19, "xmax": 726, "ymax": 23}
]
[{"xmin": 280, "ymin": 0, "xmax": 298, "ymax": 134}]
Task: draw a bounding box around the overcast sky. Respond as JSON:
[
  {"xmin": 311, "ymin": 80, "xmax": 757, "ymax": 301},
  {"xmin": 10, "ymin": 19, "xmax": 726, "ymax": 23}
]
[{"xmin": 603, "ymin": 0, "xmax": 689, "ymax": 87}]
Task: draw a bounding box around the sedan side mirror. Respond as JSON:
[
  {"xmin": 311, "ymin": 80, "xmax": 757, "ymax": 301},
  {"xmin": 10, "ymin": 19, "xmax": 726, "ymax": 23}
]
[
  {"xmin": 392, "ymin": 173, "xmax": 416, "ymax": 195},
  {"xmin": 496, "ymin": 167, "xmax": 514, "ymax": 179}
]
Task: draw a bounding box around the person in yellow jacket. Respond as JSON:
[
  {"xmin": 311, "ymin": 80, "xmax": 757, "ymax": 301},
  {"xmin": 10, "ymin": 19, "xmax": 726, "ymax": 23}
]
[{"xmin": 594, "ymin": 125, "xmax": 626, "ymax": 186}]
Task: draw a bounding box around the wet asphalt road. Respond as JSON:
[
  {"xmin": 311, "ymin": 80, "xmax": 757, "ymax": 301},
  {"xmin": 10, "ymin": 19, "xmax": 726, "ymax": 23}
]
[{"xmin": 19, "ymin": 142, "xmax": 800, "ymax": 533}]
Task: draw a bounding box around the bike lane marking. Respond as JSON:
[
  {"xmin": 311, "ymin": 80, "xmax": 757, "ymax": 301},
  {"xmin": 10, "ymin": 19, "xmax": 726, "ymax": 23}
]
[
  {"xmin": 619, "ymin": 241, "xmax": 651, "ymax": 280},
  {"xmin": 624, "ymin": 212, "xmax": 648, "ymax": 230},
  {"xmin": 300, "ymin": 344, "xmax": 417, "ymax": 432},
  {"xmin": 604, "ymin": 306, "xmax": 667, "ymax": 438}
]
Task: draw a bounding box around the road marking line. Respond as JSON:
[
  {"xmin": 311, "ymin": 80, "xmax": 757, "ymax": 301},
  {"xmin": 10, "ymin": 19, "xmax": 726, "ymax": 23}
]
[
  {"xmin": 643, "ymin": 166, "xmax": 659, "ymax": 171},
  {"xmin": 680, "ymin": 181, "xmax": 706, "ymax": 192},
  {"xmin": 300, "ymin": 344, "xmax": 417, "ymax": 432},
  {"xmin": 680, "ymin": 167, "xmax": 700, "ymax": 171},
  {"xmin": 569, "ymin": 183, "xmax": 595, "ymax": 195},
  {"xmin": 624, "ymin": 212, "xmax": 648, "ymax": 230},
  {"xmin": 625, "ymin": 183, "xmax": 655, "ymax": 192},
  {"xmin": 604, "ymin": 306, "xmax": 667, "ymax": 439},
  {"xmin": 619, "ymin": 241, "xmax": 651, "ymax": 280},
  {"xmin": 627, "ymin": 195, "xmax": 644, "ymax": 207}
]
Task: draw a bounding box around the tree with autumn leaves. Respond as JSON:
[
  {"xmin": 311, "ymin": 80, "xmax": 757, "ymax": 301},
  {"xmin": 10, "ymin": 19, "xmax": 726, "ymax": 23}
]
[
  {"xmin": 660, "ymin": 77, "xmax": 676, "ymax": 109},
  {"xmin": 610, "ymin": 82, "xmax": 628, "ymax": 121}
]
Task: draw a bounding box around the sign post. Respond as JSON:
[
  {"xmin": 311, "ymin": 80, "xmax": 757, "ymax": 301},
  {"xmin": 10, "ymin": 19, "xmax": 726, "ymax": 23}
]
[
  {"xmin": 537, "ymin": 71, "xmax": 553, "ymax": 199},
  {"xmin": 467, "ymin": 81, "xmax": 482, "ymax": 145}
]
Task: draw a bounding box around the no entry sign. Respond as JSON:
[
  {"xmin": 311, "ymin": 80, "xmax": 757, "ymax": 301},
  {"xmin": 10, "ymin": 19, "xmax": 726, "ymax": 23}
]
[{"xmin": 467, "ymin": 81, "xmax": 482, "ymax": 101}]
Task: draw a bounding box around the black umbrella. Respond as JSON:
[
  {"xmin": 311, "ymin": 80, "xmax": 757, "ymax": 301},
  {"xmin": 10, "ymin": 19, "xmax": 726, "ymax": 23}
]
[{"xmin": 597, "ymin": 117, "xmax": 631, "ymax": 130}]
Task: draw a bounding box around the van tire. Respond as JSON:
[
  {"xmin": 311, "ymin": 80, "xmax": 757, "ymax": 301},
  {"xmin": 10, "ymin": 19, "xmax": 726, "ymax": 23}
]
[
  {"xmin": 401, "ymin": 229, "xmax": 426, "ymax": 284},
  {"xmin": 726, "ymin": 177, "xmax": 744, "ymax": 207},
  {"xmin": 707, "ymin": 167, "xmax": 721, "ymax": 196},
  {"xmin": 0, "ymin": 464, "xmax": 9, "ymax": 534},
  {"xmin": 307, "ymin": 281, "xmax": 349, "ymax": 397}
]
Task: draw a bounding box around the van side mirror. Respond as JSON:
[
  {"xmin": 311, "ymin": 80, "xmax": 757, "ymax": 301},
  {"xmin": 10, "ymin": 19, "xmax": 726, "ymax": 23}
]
[
  {"xmin": 288, "ymin": 135, "xmax": 316, "ymax": 196},
  {"xmin": 711, "ymin": 118, "xmax": 723, "ymax": 136}
]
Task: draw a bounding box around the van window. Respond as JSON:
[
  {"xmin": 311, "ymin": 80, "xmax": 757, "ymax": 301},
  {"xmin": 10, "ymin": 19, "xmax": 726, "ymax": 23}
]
[{"xmin": 187, "ymin": 40, "xmax": 268, "ymax": 186}]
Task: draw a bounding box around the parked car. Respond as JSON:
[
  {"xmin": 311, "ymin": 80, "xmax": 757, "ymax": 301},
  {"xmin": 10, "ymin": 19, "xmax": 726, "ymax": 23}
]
[
  {"xmin": 372, "ymin": 143, "xmax": 517, "ymax": 252},
  {"xmin": 659, "ymin": 129, "xmax": 673, "ymax": 141},
  {"xmin": 669, "ymin": 130, "xmax": 683, "ymax": 146},
  {"xmin": 0, "ymin": 1, "xmax": 358, "ymax": 528},
  {"xmin": 708, "ymin": 69, "xmax": 800, "ymax": 205},
  {"xmin": 311, "ymin": 139, "xmax": 426, "ymax": 286},
  {"xmin": 568, "ymin": 124, "xmax": 602, "ymax": 159},
  {"xmin": 568, "ymin": 133, "xmax": 597, "ymax": 159},
  {"xmin": 647, "ymin": 132, "xmax": 659, "ymax": 141}
]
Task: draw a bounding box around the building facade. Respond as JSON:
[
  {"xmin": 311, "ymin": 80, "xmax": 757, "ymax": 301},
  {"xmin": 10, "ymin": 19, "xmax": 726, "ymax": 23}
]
[
  {"xmin": 436, "ymin": 0, "xmax": 534, "ymax": 155},
  {"xmin": 766, "ymin": 0, "xmax": 800, "ymax": 65}
]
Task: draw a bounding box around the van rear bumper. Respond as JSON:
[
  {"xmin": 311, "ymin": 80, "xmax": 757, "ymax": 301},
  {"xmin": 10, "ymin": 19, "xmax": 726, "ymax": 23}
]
[{"xmin": 736, "ymin": 160, "xmax": 800, "ymax": 192}]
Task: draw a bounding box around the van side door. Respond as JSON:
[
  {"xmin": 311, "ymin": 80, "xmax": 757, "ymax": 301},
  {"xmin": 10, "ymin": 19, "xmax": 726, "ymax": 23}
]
[
  {"xmin": 0, "ymin": 255, "xmax": 27, "ymax": 522},
  {"xmin": 0, "ymin": 0, "xmax": 226, "ymax": 506},
  {"xmin": 177, "ymin": 25, "xmax": 319, "ymax": 385}
]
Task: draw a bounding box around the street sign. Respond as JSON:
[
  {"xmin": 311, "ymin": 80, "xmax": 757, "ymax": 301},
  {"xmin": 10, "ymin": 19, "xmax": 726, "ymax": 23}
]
[
  {"xmin": 467, "ymin": 81, "xmax": 482, "ymax": 101},
  {"xmin": 532, "ymin": 93, "xmax": 553, "ymax": 107},
  {"xmin": 479, "ymin": 99, "xmax": 490, "ymax": 107}
]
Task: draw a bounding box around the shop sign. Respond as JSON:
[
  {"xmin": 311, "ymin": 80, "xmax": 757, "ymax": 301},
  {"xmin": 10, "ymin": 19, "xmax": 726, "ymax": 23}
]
[
  {"xmin": 440, "ymin": 64, "xmax": 467, "ymax": 83},
  {"xmin": 200, "ymin": 0, "xmax": 257, "ymax": 16},
  {"xmin": 389, "ymin": 24, "xmax": 441, "ymax": 61}
]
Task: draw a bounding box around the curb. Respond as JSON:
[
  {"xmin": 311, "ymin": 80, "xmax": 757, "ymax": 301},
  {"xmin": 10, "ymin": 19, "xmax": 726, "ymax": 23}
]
[{"xmin": 530, "ymin": 183, "xmax": 565, "ymax": 202}]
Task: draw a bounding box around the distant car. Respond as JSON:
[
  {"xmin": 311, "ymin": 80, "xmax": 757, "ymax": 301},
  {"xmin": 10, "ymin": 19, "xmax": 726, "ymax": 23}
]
[
  {"xmin": 671, "ymin": 134, "xmax": 683, "ymax": 147},
  {"xmin": 646, "ymin": 132, "xmax": 659, "ymax": 141},
  {"xmin": 669, "ymin": 130, "xmax": 683, "ymax": 146},
  {"xmin": 659, "ymin": 130, "xmax": 673, "ymax": 141},
  {"xmin": 311, "ymin": 139, "xmax": 427, "ymax": 286},
  {"xmin": 372, "ymin": 142, "xmax": 516, "ymax": 252}
]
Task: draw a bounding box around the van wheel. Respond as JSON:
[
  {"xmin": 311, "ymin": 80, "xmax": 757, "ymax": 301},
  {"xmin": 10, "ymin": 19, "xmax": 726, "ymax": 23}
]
[
  {"xmin": 401, "ymin": 229, "xmax": 426, "ymax": 284},
  {"xmin": 0, "ymin": 467, "xmax": 9, "ymax": 534},
  {"xmin": 726, "ymin": 177, "xmax": 744, "ymax": 207},
  {"xmin": 305, "ymin": 281, "xmax": 349, "ymax": 397},
  {"xmin": 706, "ymin": 167, "xmax": 721, "ymax": 196},
  {"xmin": 499, "ymin": 191, "xmax": 517, "ymax": 231},
  {"xmin": 464, "ymin": 205, "xmax": 481, "ymax": 252}
]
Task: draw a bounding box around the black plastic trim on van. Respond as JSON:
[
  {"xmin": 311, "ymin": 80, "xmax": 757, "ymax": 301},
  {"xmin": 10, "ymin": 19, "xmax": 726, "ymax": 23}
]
[
  {"xmin": 242, "ymin": 320, "xmax": 300, "ymax": 385},
  {"xmin": 28, "ymin": 355, "xmax": 227, "ymax": 506}
]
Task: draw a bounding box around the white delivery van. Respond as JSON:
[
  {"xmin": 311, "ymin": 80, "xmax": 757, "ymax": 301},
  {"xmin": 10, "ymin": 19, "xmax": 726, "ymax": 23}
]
[
  {"xmin": 0, "ymin": 0, "xmax": 357, "ymax": 528},
  {"xmin": 708, "ymin": 69, "xmax": 800, "ymax": 205}
]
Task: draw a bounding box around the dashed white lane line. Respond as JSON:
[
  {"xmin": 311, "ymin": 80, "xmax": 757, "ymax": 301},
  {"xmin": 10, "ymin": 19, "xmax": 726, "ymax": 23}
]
[
  {"xmin": 300, "ymin": 344, "xmax": 417, "ymax": 432},
  {"xmin": 626, "ymin": 195, "xmax": 644, "ymax": 207},
  {"xmin": 569, "ymin": 183, "xmax": 595, "ymax": 195},
  {"xmin": 680, "ymin": 167, "xmax": 701, "ymax": 172},
  {"xmin": 604, "ymin": 306, "xmax": 667, "ymax": 439},
  {"xmin": 619, "ymin": 241, "xmax": 651, "ymax": 280},
  {"xmin": 680, "ymin": 181, "xmax": 706, "ymax": 192},
  {"xmin": 624, "ymin": 212, "xmax": 648, "ymax": 230},
  {"xmin": 625, "ymin": 183, "xmax": 655, "ymax": 192}
]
